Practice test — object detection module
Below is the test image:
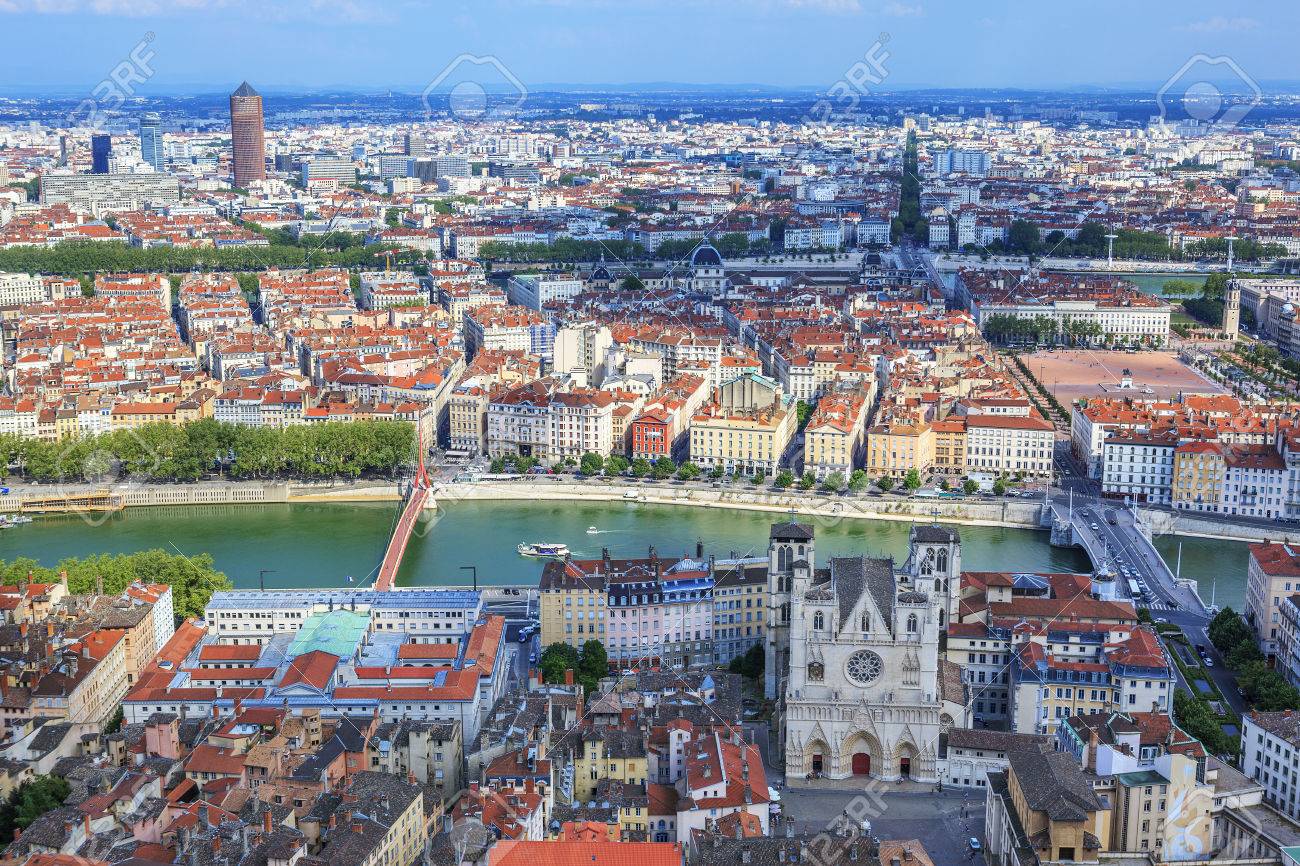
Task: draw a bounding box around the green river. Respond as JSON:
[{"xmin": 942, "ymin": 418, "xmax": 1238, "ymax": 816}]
[{"xmin": 0, "ymin": 500, "xmax": 1251, "ymax": 610}]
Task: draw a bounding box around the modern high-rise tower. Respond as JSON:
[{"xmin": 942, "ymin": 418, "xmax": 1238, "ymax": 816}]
[
  {"xmin": 90, "ymin": 134, "xmax": 112, "ymax": 174},
  {"xmin": 139, "ymin": 112, "xmax": 164, "ymax": 171},
  {"xmin": 229, "ymin": 81, "xmax": 266, "ymax": 188}
]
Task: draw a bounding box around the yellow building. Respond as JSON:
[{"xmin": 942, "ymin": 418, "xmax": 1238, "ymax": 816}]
[
  {"xmin": 803, "ymin": 388, "xmax": 870, "ymax": 480},
  {"xmin": 866, "ymin": 414, "xmax": 935, "ymax": 478},
  {"xmin": 931, "ymin": 418, "xmax": 968, "ymax": 476},
  {"xmin": 329, "ymin": 772, "xmax": 429, "ymax": 866},
  {"xmin": 538, "ymin": 563, "xmax": 606, "ymax": 652},
  {"xmin": 689, "ymin": 372, "xmax": 795, "ymax": 476},
  {"xmin": 986, "ymin": 743, "xmax": 1110, "ymax": 866},
  {"xmin": 1171, "ymin": 441, "xmax": 1225, "ymax": 512},
  {"xmin": 570, "ymin": 728, "xmax": 647, "ymax": 802}
]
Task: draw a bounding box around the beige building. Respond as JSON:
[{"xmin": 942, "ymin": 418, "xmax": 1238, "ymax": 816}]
[
  {"xmin": 1171, "ymin": 441, "xmax": 1226, "ymax": 513},
  {"xmin": 31, "ymin": 629, "xmax": 128, "ymax": 726},
  {"xmin": 867, "ymin": 414, "xmax": 935, "ymax": 478},
  {"xmin": 689, "ymin": 373, "xmax": 794, "ymax": 476},
  {"xmin": 1245, "ymin": 542, "xmax": 1300, "ymax": 662},
  {"xmin": 803, "ymin": 386, "xmax": 871, "ymax": 480}
]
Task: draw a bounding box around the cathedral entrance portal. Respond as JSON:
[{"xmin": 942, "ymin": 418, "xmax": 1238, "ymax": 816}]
[
  {"xmin": 851, "ymin": 752, "xmax": 871, "ymax": 776},
  {"xmin": 812, "ymin": 753, "xmax": 824, "ymax": 774},
  {"xmin": 899, "ymin": 757, "xmax": 911, "ymax": 778}
]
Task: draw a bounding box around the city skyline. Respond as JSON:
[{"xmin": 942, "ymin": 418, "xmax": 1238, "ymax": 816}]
[{"xmin": 0, "ymin": 0, "xmax": 1296, "ymax": 93}]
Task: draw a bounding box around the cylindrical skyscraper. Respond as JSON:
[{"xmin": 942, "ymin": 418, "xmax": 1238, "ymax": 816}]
[{"xmin": 229, "ymin": 81, "xmax": 266, "ymax": 188}]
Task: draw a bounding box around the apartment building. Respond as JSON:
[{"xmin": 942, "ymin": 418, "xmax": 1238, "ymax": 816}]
[
  {"xmin": 1245, "ymin": 542, "xmax": 1300, "ymax": 663},
  {"xmin": 507, "ymin": 272, "xmax": 584, "ymax": 310},
  {"xmin": 1171, "ymin": 441, "xmax": 1226, "ymax": 512},
  {"xmin": 867, "ymin": 414, "xmax": 935, "ymax": 478},
  {"xmin": 1241, "ymin": 710, "xmax": 1300, "ymax": 823},
  {"xmin": 464, "ymin": 307, "xmax": 555, "ymax": 361},
  {"xmin": 964, "ymin": 413, "xmax": 1054, "ymax": 478},
  {"xmin": 1102, "ymin": 429, "xmax": 1178, "ymax": 505},
  {"xmin": 689, "ymin": 374, "xmax": 795, "ymax": 476},
  {"xmin": 802, "ymin": 386, "xmax": 871, "ymax": 480}
]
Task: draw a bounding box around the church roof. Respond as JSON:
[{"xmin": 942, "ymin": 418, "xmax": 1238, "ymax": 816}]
[
  {"xmin": 826, "ymin": 555, "xmax": 894, "ymax": 634},
  {"xmin": 911, "ymin": 524, "xmax": 959, "ymax": 544},
  {"xmin": 769, "ymin": 522, "xmax": 813, "ymax": 542}
]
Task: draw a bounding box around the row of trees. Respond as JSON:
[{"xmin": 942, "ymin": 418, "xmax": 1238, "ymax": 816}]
[
  {"xmin": 891, "ymin": 130, "xmax": 928, "ymax": 245},
  {"xmin": 0, "ymin": 240, "xmax": 387, "ymax": 277},
  {"xmin": 478, "ymin": 238, "xmax": 646, "ymax": 264},
  {"xmin": 982, "ymin": 314, "xmax": 1106, "ymax": 347},
  {"xmin": 1207, "ymin": 608, "xmax": 1300, "ymax": 711},
  {"xmin": 0, "ymin": 549, "xmax": 232, "ymax": 621},
  {"xmin": 0, "ymin": 419, "xmax": 415, "ymax": 483},
  {"xmin": 539, "ymin": 640, "xmax": 609, "ymax": 695}
]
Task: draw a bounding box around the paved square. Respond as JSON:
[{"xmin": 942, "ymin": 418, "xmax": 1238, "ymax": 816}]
[{"xmin": 1023, "ymin": 349, "xmax": 1226, "ymax": 405}]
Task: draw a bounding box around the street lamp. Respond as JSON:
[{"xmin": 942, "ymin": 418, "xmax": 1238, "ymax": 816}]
[
  {"xmin": 460, "ymin": 565, "xmax": 477, "ymax": 592},
  {"xmin": 259, "ymin": 569, "xmax": 277, "ymax": 592}
]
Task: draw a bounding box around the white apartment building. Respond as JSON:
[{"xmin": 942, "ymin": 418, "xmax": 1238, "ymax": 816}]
[
  {"xmin": 463, "ymin": 307, "xmax": 555, "ymax": 361},
  {"xmin": 1222, "ymin": 447, "xmax": 1289, "ymax": 520},
  {"xmin": 506, "ymin": 272, "xmax": 583, "ymax": 311},
  {"xmin": 1240, "ymin": 711, "xmax": 1300, "ymax": 823},
  {"xmin": 964, "ymin": 414, "xmax": 1054, "ymax": 477},
  {"xmin": 0, "ymin": 273, "xmax": 72, "ymax": 306},
  {"xmin": 971, "ymin": 296, "xmax": 1171, "ymax": 347},
  {"xmin": 549, "ymin": 389, "xmax": 615, "ymax": 459},
  {"xmin": 1101, "ymin": 431, "xmax": 1177, "ymax": 505}
]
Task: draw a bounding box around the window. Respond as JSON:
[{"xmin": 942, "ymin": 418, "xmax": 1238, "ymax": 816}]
[
  {"xmin": 907, "ymin": 613, "xmax": 918, "ymax": 633},
  {"xmin": 813, "ymin": 611, "xmax": 824, "ymax": 631}
]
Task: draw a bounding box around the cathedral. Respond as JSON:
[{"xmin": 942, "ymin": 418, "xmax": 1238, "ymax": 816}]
[{"xmin": 766, "ymin": 521, "xmax": 968, "ymax": 785}]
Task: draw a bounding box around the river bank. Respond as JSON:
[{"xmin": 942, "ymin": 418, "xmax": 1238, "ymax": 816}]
[{"xmin": 8, "ymin": 476, "xmax": 1297, "ymax": 546}]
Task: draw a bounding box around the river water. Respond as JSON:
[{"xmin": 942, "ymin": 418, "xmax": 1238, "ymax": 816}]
[{"xmin": 0, "ymin": 500, "xmax": 1251, "ymax": 610}]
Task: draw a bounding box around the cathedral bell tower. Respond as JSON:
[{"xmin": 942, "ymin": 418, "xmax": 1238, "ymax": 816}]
[
  {"xmin": 907, "ymin": 523, "xmax": 961, "ymax": 628},
  {"xmin": 765, "ymin": 521, "xmax": 815, "ymax": 700}
]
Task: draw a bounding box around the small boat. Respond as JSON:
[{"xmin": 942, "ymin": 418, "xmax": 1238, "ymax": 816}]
[
  {"xmin": 517, "ymin": 542, "xmax": 570, "ymax": 558},
  {"xmin": 586, "ymin": 526, "xmax": 599, "ymax": 534}
]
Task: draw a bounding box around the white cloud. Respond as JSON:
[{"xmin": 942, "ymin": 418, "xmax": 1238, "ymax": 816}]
[
  {"xmin": 1183, "ymin": 16, "xmax": 1259, "ymax": 33},
  {"xmin": 881, "ymin": 1, "xmax": 921, "ymax": 16}
]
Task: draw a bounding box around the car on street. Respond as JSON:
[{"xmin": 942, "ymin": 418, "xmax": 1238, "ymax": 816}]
[{"xmin": 969, "ymin": 838, "xmax": 982, "ymax": 852}]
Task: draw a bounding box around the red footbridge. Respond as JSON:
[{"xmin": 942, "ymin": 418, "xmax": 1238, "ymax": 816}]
[{"xmin": 373, "ymin": 433, "xmax": 432, "ymax": 592}]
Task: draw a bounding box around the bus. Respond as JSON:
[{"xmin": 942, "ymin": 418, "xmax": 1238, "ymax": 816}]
[{"xmin": 1127, "ymin": 579, "xmax": 1143, "ymax": 600}]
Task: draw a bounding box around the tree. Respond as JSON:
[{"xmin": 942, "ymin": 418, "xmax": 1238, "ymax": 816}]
[
  {"xmin": 578, "ymin": 639, "xmax": 609, "ymax": 688},
  {"xmin": 579, "ymin": 452, "xmax": 604, "ymax": 476},
  {"xmin": 710, "ymin": 464, "xmax": 725, "ymax": 480},
  {"xmin": 652, "ymin": 457, "xmax": 677, "ymax": 480},
  {"xmin": 822, "ymin": 471, "xmax": 845, "ymax": 492},
  {"xmin": 903, "ymin": 468, "xmax": 922, "ymax": 491},
  {"xmin": 848, "ymin": 469, "xmax": 868, "ymax": 493},
  {"xmin": 630, "ymin": 458, "xmax": 651, "ymax": 478},
  {"xmin": 728, "ymin": 642, "xmax": 765, "ymax": 680},
  {"xmin": 938, "ymin": 478, "xmax": 950, "ymax": 491},
  {"xmin": 539, "ymin": 642, "xmax": 580, "ymax": 685},
  {"xmin": 676, "ymin": 461, "xmax": 701, "ymax": 481},
  {"xmin": 751, "ymin": 469, "xmax": 766, "ymax": 485},
  {"xmin": 877, "ymin": 475, "xmax": 896, "ymax": 493},
  {"xmin": 963, "ymin": 479, "xmax": 979, "ymax": 495},
  {"xmin": 795, "ymin": 400, "xmax": 814, "ymax": 431},
  {"xmin": 798, "ymin": 472, "xmax": 816, "ymax": 491},
  {"xmin": 1008, "ymin": 220, "xmax": 1041, "ymax": 256},
  {"xmin": 992, "ymin": 476, "xmax": 1008, "ymax": 496},
  {"xmin": 605, "ymin": 455, "xmax": 628, "ymax": 475},
  {"xmin": 2, "ymin": 776, "xmax": 72, "ymax": 841},
  {"xmin": 773, "ymin": 469, "xmax": 794, "ymax": 489}
]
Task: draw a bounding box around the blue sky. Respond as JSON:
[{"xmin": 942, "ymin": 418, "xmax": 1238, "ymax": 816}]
[{"xmin": 0, "ymin": 0, "xmax": 1294, "ymax": 93}]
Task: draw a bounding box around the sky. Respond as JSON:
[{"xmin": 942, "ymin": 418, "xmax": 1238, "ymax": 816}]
[{"xmin": 0, "ymin": 0, "xmax": 1294, "ymax": 95}]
